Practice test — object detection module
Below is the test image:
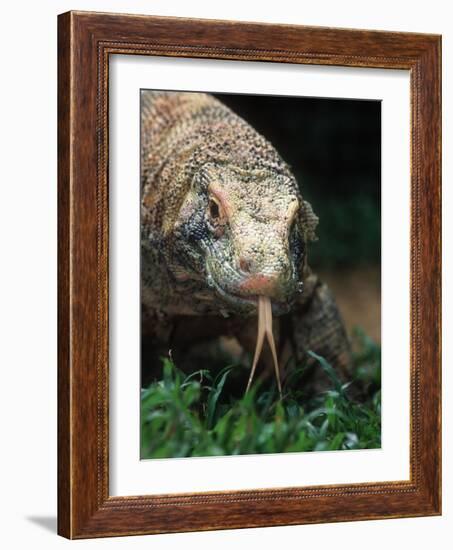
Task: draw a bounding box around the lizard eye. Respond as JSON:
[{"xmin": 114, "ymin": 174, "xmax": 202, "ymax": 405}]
[
  {"xmin": 288, "ymin": 216, "xmax": 298, "ymax": 239},
  {"xmin": 206, "ymin": 196, "xmax": 227, "ymax": 236},
  {"xmin": 207, "ymin": 196, "xmax": 226, "ymax": 224},
  {"xmin": 287, "ymin": 202, "xmax": 300, "ymax": 240},
  {"xmin": 289, "ymin": 218, "xmax": 305, "ymax": 271},
  {"xmin": 209, "ymin": 198, "xmax": 220, "ymax": 220}
]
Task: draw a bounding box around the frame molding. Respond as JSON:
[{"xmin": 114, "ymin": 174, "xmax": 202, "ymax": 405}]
[{"xmin": 58, "ymin": 10, "xmax": 441, "ymax": 538}]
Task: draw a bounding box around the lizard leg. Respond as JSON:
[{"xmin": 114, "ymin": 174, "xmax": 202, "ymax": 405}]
[{"xmin": 288, "ymin": 277, "xmax": 352, "ymax": 393}]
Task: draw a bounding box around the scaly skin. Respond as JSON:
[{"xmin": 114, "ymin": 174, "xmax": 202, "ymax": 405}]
[{"xmin": 141, "ymin": 91, "xmax": 350, "ymax": 387}]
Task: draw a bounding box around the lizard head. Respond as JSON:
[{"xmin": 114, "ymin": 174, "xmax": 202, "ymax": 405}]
[{"xmin": 171, "ymin": 162, "xmax": 318, "ymax": 317}]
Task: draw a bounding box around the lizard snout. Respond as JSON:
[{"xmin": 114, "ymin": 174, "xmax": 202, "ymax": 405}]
[
  {"xmin": 238, "ymin": 273, "xmax": 290, "ymax": 299},
  {"xmin": 236, "ymin": 255, "xmax": 292, "ymax": 301}
]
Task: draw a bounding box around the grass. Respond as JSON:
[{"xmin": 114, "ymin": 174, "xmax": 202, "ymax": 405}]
[{"xmin": 140, "ymin": 328, "xmax": 381, "ymax": 459}]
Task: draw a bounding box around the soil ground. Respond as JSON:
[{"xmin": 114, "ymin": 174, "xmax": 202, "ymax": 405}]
[{"xmin": 319, "ymin": 265, "xmax": 381, "ymax": 344}]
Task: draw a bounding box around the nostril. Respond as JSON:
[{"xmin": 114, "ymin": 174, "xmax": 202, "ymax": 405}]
[{"xmin": 238, "ymin": 257, "xmax": 252, "ymax": 274}]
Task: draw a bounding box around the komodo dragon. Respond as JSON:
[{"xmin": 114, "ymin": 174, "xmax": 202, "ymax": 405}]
[{"xmin": 140, "ymin": 91, "xmax": 351, "ymax": 393}]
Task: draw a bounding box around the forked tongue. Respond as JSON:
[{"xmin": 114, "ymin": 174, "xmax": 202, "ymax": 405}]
[{"xmin": 246, "ymin": 296, "xmax": 282, "ymax": 399}]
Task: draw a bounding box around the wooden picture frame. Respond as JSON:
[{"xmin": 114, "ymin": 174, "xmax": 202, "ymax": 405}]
[{"xmin": 58, "ymin": 10, "xmax": 441, "ymax": 539}]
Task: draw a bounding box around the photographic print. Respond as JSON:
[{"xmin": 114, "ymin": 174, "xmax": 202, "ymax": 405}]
[
  {"xmin": 140, "ymin": 90, "xmax": 381, "ymax": 460},
  {"xmin": 58, "ymin": 12, "xmax": 441, "ymax": 537}
]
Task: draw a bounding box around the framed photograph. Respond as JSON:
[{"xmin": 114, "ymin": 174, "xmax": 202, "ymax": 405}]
[{"xmin": 58, "ymin": 11, "xmax": 441, "ymax": 538}]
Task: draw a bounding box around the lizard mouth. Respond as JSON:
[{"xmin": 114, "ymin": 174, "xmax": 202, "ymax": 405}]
[
  {"xmin": 206, "ymin": 267, "xmax": 257, "ymax": 308},
  {"xmin": 209, "ymin": 278, "xmax": 284, "ymax": 396},
  {"xmin": 205, "ymin": 264, "xmax": 284, "ymax": 397},
  {"xmin": 206, "ymin": 264, "xmax": 290, "ymax": 315}
]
